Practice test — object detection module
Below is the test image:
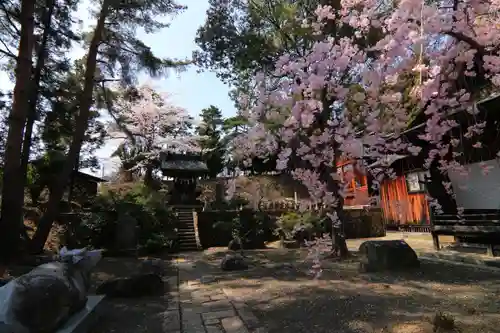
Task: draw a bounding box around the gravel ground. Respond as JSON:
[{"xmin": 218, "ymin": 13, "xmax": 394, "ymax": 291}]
[{"xmin": 200, "ymin": 248, "xmax": 500, "ymax": 333}]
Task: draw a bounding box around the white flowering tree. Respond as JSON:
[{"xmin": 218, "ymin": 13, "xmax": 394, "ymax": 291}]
[{"xmin": 108, "ymin": 84, "xmax": 199, "ymax": 184}]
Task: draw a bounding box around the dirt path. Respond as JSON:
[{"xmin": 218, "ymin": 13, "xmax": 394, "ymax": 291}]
[{"xmin": 181, "ymin": 248, "xmax": 500, "ymax": 333}]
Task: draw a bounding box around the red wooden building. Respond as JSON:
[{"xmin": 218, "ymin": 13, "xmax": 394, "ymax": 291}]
[
  {"xmin": 379, "ymin": 170, "xmax": 430, "ymax": 226},
  {"xmin": 373, "ymin": 94, "xmax": 500, "ymax": 229},
  {"xmin": 336, "ymin": 159, "xmax": 371, "ymax": 207}
]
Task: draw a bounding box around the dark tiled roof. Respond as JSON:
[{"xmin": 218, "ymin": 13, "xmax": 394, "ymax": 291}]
[{"xmin": 160, "ymin": 159, "xmax": 208, "ymax": 171}]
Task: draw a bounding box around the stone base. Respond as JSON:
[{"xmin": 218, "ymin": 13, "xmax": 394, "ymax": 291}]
[{"xmin": 56, "ymin": 295, "xmax": 105, "ymax": 333}]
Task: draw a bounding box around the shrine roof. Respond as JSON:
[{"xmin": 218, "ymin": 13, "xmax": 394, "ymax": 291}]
[{"xmin": 160, "ymin": 159, "xmax": 208, "ymax": 172}]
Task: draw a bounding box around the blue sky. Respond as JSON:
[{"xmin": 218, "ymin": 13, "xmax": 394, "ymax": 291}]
[{"xmin": 0, "ymin": 0, "xmax": 236, "ymax": 176}]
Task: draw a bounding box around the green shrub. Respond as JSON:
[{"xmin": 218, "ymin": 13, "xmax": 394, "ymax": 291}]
[
  {"xmin": 73, "ymin": 183, "xmax": 177, "ymax": 254},
  {"xmin": 198, "ymin": 209, "xmax": 274, "ymax": 249},
  {"xmin": 275, "ymin": 211, "xmax": 325, "ymax": 242}
]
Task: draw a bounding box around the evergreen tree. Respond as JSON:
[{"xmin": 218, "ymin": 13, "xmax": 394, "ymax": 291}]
[
  {"xmin": 196, "ymin": 105, "xmax": 225, "ymax": 178},
  {"xmin": 30, "ymin": 0, "xmax": 190, "ymax": 252}
]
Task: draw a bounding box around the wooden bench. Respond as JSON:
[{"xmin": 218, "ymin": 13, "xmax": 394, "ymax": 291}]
[{"xmin": 431, "ymin": 210, "xmax": 500, "ymax": 256}]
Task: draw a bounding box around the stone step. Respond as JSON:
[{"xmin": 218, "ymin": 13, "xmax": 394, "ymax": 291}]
[
  {"xmin": 178, "ymin": 233, "xmax": 196, "ymax": 239},
  {"xmin": 178, "ymin": 245, "xmax": 199, "ymax": 250},
  {"xmin": 178, "ymin": 246, "xmax": 200, "ymax": 250},
  {"xmin": 179, "ymin": 241, "xmax": 196, "ymax": 245},
  {"xmin": 179, "ymin": 239, "xmax": 198, "ymax": 244},
  {"xmin": 179, "ymin": 245, "xmax": 197, "ymax": 249},
  {"xmin": 178, "ymin": 227, "xmax": 195, "ymax": 231}
]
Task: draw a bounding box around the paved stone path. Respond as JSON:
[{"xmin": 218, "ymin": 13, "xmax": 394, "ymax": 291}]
[{"xmin": 174, "ymin": 255, "xmax": 267, "ymax": 333}]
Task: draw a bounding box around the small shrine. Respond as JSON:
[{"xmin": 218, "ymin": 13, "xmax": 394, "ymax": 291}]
[{"xmin": 160, "ymin": 152, "xmax": 208, "ymax": 205}]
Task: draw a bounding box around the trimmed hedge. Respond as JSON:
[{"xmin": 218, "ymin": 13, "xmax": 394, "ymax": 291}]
[
  {"xmin": 197, "ymin": 209, "xmax": 276, "ymax": 249},
  {"xmin": 197, "ymin": 207, "xmax": 385, "ymax": 249},
  {"xmin": 197, "ymin": 210, "xmax": 236, "ymax": 248},
  {"xmin": 343, "ymin": 207, "xmax": 386, "ymax": 239}
]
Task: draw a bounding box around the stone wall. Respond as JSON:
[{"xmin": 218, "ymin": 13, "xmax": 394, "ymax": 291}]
[{"xmin": 343, "ymin": 207, "xmax": 386, "ymax": 239}]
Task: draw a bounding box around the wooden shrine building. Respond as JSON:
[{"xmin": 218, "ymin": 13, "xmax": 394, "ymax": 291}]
[
  {"xmin": 374, "ymin": 95, "xmax": 500, "ymax": 251},
  {"xmin": 159, "ymin": 152, "xmax": 209, "ymax": 206}
]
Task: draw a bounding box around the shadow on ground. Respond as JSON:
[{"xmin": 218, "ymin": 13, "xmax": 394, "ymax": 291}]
[
  {"xmin": 90, "ymin": 256, "xmax": 178, "ymax": 333},
  {"xmin": 180, "ymin": 248, "xmax": 500, "ymax": 333}
]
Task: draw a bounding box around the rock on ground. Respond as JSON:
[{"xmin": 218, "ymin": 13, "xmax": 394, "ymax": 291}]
[
  {"xmin": 141, "ymin": 259, "xmax": 167, "ymax": 277},
  {"xmin": 221, "ymin": 254, "xmax": 248, "ymax": 271},
  {"xmin": 358, "ymin": 240, "xmax": 420, "ymax": 273},
  {"xmin": 96, "ymin": 273, "xmax": 165, "ymax": 298}
]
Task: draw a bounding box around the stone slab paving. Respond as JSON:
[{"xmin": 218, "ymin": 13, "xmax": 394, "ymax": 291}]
[
  {"xmin": 161, "ymin": 273, "xmax": 182, "ymax": 333},
  {"xmin": 176, "ymin": 255, "xmax": 268, "ymax": 333}
]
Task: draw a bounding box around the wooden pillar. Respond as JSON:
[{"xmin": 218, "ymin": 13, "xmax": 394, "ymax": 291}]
[{"xmin": 431, "ymin": 232, "xmax": 440, "ymax": 251}]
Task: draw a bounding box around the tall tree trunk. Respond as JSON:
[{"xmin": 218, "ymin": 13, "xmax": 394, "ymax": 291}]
[
  {"xmin": 144, "ymin": 165, "xmax": 154, "ymax": 186},
  {"xmin": 0, "ymin": 0, "xmax": 37, "ymax": 263},
  {"xmin": 30, "ymin": 2, "xmax": 110, "ymax": 253},
  {"xmin": 331, "ymin": 184, "xmax": 349, "ymax": 258},
  {"xmin": 20, "ymin": 0, "xmax": 56, "ymax": 200},
  {"xmin": 322, "ymin": 155, "xmax": 349, "ymax": 259},
  {"xmin": 67, "ymin": 154, "xmax": 80, "ymax": 207}
]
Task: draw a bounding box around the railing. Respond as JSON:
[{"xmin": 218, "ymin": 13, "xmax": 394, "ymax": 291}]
[{"xmin": 431, "ymin": 209, "xmax": 500, "ymax": 256}]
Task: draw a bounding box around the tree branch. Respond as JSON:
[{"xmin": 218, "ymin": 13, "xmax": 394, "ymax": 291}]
[
  {"xmin": 0, "ymin": 39, "xmax": 17, "ymax": 59},
  {"xmin": 0, "ymin": 2, "xmax": 20, "ymax": 35},
  {"xmin": 0, "ymin": 47, "xmax": 16, "ymax": 60},
  {"xmin": 444, "ymin": 31, "xmax": 484, "ymax": 52},
  {"xmin": 100, "ymin": 81, "xmax": 137, "ymax": 144}
]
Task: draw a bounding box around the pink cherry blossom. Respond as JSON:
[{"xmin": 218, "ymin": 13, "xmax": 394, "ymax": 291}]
[{"xmin": 229, "ymin": 1, "xmax": 500, "ymax": 273}]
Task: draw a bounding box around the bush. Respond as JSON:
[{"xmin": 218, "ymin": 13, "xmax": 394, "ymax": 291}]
[
  {"xmin": 343, "ymin": 208, "xmax": 385, "ymax": 239},
  {"xmin": 198, "ymin": 209, "xmax": 275, "ymax": 249},
  {"xmin": 72, "ymin": 183, "xmax": 177, "ymax": 254},
  {"xmin": 275, "ymin": 211, "xmax": 325, "ymax": 243}
]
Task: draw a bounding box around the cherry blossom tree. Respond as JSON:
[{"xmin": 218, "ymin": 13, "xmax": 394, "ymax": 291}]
[
  {"xmin": 230, "ymin": 0, "xmax": 500, "ymax": 272},
  {"xmin": 108, "ymin": 84, "xmax": 199, "ymax": 184}
]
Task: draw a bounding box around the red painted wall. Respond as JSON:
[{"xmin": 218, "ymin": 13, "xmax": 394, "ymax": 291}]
[
  {"xmin": 380, "ymin": 175, "xmax": 430, "ymax": 225},
  {"xmin": 337, "ymin": 160, "xmax": 370, "ymax": 207}
]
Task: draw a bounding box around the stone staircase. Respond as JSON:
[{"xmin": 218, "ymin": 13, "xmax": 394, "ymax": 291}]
[{"xmin": 175, "ymin": 207, "xmax": 201, "ymax": 251}]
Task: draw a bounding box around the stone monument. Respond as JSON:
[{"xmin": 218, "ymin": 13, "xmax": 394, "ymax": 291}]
[{"xmin": 0, "ymin": 247, "xmax": 103, "ymax": 333}]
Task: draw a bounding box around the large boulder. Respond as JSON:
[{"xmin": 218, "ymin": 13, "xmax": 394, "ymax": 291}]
[
  {"xmin": 141, "ymin": 258, "xmax": 167, "ymax": 277},
  {"xmin": 96, "ymin": 273, "xmax": 165, "ymax": 298},
  {"xmin": 0, "ymin": 247, "xmax": 102, "ymax": 333},
  {"xmin": 221, "ymin": 254, "xmax": 248, "ymax": 271},
  {"xmin": 358, "ymin": 240, "xmax": 420, "ymax": 273}
]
